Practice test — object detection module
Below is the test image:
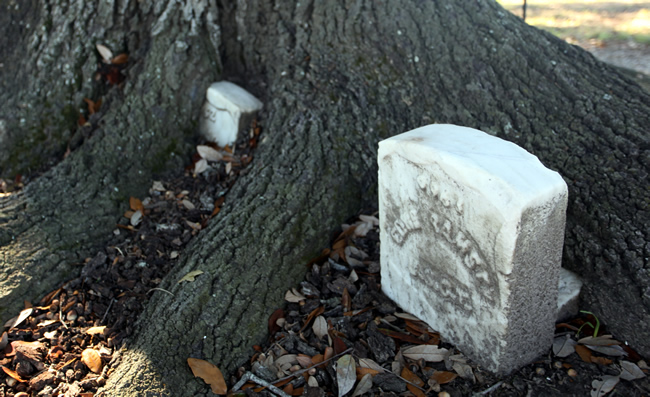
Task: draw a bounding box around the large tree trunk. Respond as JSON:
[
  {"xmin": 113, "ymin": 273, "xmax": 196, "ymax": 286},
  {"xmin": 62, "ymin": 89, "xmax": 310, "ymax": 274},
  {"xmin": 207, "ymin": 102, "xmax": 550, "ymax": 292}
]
[
  {"xmin": 0, "ymin": 0, "xmax": 221, "ymax": 320},
  {"xmin": 1, "ymin": 0, "xmax": 648, "ymax": 395}
]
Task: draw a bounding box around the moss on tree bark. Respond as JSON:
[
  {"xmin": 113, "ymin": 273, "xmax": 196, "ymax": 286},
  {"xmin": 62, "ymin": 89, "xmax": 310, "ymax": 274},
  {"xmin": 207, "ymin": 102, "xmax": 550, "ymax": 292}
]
[{"xmin": 0, "ymin": 1, "xmax": 648, "ymax": 395}]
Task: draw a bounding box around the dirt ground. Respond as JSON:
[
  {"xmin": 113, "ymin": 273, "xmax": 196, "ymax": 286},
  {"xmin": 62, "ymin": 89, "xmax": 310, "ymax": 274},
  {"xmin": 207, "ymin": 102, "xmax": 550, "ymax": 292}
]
[{"xmin": 499, "ymin": 0, "xmax": 650, "ymax": 85}]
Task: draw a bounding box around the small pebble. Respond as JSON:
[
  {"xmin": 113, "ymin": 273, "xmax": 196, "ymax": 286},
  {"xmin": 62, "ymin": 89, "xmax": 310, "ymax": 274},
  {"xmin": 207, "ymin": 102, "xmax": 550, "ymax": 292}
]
[
  {"xmin": 536, "ymin": 367, "xmax": 545, "ymax": 376},
  {"xmin": 553, "ymin": 361, "xmax": 563, "ymax": 369},
  {"xmin": 568, "ymin": 369, "xmax": 578, "ymax": 377},
  {"xmin": 438, "ymin": 392, "xmax": 451, "ymax": 397}
]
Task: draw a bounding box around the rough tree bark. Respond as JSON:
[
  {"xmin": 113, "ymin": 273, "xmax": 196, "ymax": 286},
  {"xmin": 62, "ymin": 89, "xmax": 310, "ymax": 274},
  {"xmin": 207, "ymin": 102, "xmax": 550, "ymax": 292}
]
[{"xmin": 0, "ymin": 1, "xmax": 648, "ymax": 396}]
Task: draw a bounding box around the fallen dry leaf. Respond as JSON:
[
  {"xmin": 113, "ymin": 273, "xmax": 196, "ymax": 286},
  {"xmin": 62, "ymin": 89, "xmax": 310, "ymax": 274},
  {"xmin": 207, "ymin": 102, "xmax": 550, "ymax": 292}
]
[
  {"xmin": 111, "ymin": 53, "xmax": 129, "ymax": 65},
  {"xmin": 401, "ymin": 367, "xmax": 426, "ymax": 397},
  {"xmin": 194, "ymin": 158, "xmax": 208, "ymax": 174},
  {"xmin": 352, "ymin": 373, "xmax": 373, "ymax": 396},
  {"xmin": 393, "ymin": 312, "xmax": 421, "ymax": 321},
  {"xmin": 336, "ymin": 354, "xmax": 356, "ymax": 397},
  {"xmin": 584, "ymin": 344, "xmax": 627, "ymax": 357},
  {"xmin": 591, "ymin": 375, "xmax": 619, "ymax": 397},
  {"xmin": 268, "ymin": 308, "xmax": 284, "ymax": 334},
  {"xmin": 553, "ymin": 335, "xmax": 577, "ymax": 358},
  {"xmin": 129, "ymin": 196, "xmax": 144, "ymax": 212},
  {"xmin": 619, "ymin": 360, "xmax": 646, "ymax": 380},
  {"xmin": 452, "ymin": 360, "xmax": 475, "ymax": 381},
  {"xmin": 300, "ymin": 306, "xmax": 324, "ymax": 332},
  {"xmin": 1, "ymin": 365, "xmax": 27, "ymax": 382},
  {"xmin": 285, "ymin": 288, "xmax": 306, "ymax": 303},
  {"xmin": 81, "ymin": 348, "xmax": 103, "ymax": 373},
  {"xmin": 402, "ymin": 345, "xmax": 448, "ymax": 362},
  {"xmin": 576, "ymin": 344, "xmax": 594, "ymax": 363},
  {"xmin": 431, "ymin": 370, "xmax": 458, "ymax": 384},
  {"xmin": 96, "ymin": 43, "xmax": 113, "ymax": 62},
  {"xmin": 296, "ymin": 354, "xmax": 312, "ymax": 368},
  {"xmin": 187, "ymin": 358, "xmax": 227, "ymax": 395},
  {"xmin": 591, "ymin": 356, "xmax": 613, "ymax": 365},
  {"xmin": 86, "ymin": 326, "xmax": 107, "ymax": 335},
  {"xmin": 37, "ymin": 319, "xmax": 59, "ymax": 327},
  {"xmin": 0, "ymin": 332, "xmax": 8, "ymax": 350},
  {"xmin": 3, "ymin": 308, "xmax": 33, "ymax": 330},
  {"xmin": 130, "ymin": 210, "xmax": 143, "ymax": 227},
  {"xmin": 178, "ymin": 270, "xmax": 204, "ymax": 283},
  {"xmin": 197, "ymin": 145, "xmax": 224, "ymax": 162},
  {"xmin": 578, "ymin": 335, "xmax": 620, "ymax": 346},
  {"xmin": 312, "ymin": 316, "xmax": 328, "ymax": 340},
  {"xmin": 358, "ymin": 358, "xmax": 385, "ymax": 372}
]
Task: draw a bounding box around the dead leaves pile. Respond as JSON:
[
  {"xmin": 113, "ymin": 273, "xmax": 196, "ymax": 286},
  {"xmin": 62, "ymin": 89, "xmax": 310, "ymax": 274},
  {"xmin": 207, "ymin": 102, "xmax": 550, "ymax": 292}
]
[
  {"xmin": 552, "ymin": 325, "xmax": 648, "ymax": 396},
  {"xmin": 1, "ymin": 122, "xmax": 263, "ymax": 396},
  {"xmin": 189, "ymin": 214, "xmax": 648, "ymax": 396},
  {"xmin": 198, "ymin": 214, "xmax": 486, "ymax": 396},
  {"xmin": 1, "ymin": 292, "xmax": 113, "ymax": 397}
]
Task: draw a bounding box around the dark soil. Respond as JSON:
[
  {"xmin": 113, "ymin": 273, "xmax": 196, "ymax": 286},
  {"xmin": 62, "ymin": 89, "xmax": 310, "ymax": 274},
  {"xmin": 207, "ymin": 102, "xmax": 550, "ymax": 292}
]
[{"xmin": 2, "ymin": 126, "xmax": 649, "ymax": 397}]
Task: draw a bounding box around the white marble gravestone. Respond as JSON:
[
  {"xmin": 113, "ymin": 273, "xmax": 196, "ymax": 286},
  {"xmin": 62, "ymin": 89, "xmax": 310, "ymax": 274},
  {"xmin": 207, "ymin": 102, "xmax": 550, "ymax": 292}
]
[
  {"xmin": 378, "ymin": 124, "xmax": 568, "ymax": 374},
  {"xmin": 199, "ymin": 81, "xmax": 263, "ymax": 147}
]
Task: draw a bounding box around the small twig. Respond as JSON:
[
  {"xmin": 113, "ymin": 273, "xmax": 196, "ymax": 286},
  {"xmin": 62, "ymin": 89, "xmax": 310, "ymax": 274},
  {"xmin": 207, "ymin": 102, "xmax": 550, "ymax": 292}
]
[
  {"xmin": 147, "ymin": 287, "xmax": 174, "ymax": 296},
  {"xmin": 379, "ymin": 318, "xmax": 403, "ymax": 332},
  {"xmin": 274, "ymin": 347, "xmax": 354, "ymax": 383},
  {"xmin": 233, "ymin": 347, "xmax": 354, "ymax": 394},
  {"xmin": 101, "ymin": 298, "xmax": 115, "ymax": 324},
  {"xmin": 473, "ymin": 381, "xmax": 504, "ymax": 396},
  {"xmin": 59, "ymin": 305, "xmax": 68, "ymax": 330},
  {"xmin": 231, "ymin": 372, "xmax": 291, "ymax": 397}
]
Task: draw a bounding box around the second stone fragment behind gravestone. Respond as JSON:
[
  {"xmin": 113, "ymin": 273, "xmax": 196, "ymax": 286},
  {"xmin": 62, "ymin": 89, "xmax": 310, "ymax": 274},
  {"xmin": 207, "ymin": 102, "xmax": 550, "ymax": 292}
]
[{"xmin": 378, "ymin": 124, "xmax": 568, "ymax": 374}]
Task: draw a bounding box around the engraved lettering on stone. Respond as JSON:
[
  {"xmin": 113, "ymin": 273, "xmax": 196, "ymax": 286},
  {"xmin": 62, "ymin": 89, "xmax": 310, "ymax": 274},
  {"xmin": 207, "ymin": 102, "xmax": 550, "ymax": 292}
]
[{"xmin": 384, "ymin": 156, "xmax": 500, "ymax": 348}]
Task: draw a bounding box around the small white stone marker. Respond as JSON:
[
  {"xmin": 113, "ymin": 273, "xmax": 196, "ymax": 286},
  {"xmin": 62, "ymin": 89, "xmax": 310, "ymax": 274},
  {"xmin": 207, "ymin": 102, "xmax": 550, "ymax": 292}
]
[
  {"xmin": 199, "ymin": 81, "xmax": 263, "ymax": 147},
  {"xmin": 378, "ymin": 124, "xmax": 568, "ymax": 374},
  {"xmin": 557, "ymin": 268, "xmax": 583, "ymax": 322}
]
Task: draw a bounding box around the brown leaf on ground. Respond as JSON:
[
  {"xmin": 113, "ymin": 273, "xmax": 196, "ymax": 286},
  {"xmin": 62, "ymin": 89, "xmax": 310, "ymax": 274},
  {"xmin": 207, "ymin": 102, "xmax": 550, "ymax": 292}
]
[
  {"xmin": 576, "ymin": 344, "xmax": 593, "ymax": 363},
  {"xmin": 129, "ymin": 197, "xmax": 144, "ymax": 212},
  {"xmin": 401, "ymin": 367, "xmax": 426, "ymax": 397},
  {"xmin": 300, "ymin": 306, "xmax": 324, "ymax": 332},
  {"xmin": 431, "ymin": 370, "xmax": 458, "ymax": 384},
  {"xmin": 81, "ymin": 348, "xmax": 103, "ymax": 373},
  {"xmin": 332, "ymin": 336, "xmax": 348, "ymax": 355},
  {"xmin": 342, "ymin": 287, "xmax": 351, "ymax": 313},
  {"xmin": 268, "ymin": 308, "xmax": 285, "ymax": 334},
  {"xmin": 1, "ymin": 365, "xmax": 27, "ymax": 382},
  {"xmin": 591, "ymin": 356, "xmax": 613, "ymax": 365},
  {"xmin": 187, "ymin": 358, "xmax": 227, "ymax": 395},
  {"xmin": 356, "ymin": 367, "xmax": 380, "ymax": 378}
]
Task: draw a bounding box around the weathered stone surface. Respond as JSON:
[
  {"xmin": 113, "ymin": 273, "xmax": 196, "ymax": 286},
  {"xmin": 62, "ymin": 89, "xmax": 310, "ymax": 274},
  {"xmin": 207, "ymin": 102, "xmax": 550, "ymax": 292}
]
[
  {"xmin": 199, "ymin": 81, "xmax": 263, "ymax": 147},
  {"xmin": 378, "ymin": 124, "xmax": 568, "ymax": 374}
]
